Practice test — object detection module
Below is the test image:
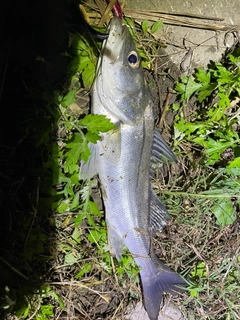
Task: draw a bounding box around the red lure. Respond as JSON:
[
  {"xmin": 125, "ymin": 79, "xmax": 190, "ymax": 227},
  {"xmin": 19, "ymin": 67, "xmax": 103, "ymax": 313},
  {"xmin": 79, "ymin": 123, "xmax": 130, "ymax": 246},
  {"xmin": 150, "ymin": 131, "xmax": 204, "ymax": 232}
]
[{"xmin": 106, "ymin": 0, "xmax": 122, "ymax": 20}]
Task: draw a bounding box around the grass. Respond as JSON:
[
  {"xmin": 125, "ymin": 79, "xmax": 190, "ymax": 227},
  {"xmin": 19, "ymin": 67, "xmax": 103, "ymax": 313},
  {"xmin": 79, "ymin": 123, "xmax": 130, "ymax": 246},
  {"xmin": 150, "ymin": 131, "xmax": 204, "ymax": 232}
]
[{"xmin": 1, "ymin": 3, "xmax": 240, "ymax": 320}]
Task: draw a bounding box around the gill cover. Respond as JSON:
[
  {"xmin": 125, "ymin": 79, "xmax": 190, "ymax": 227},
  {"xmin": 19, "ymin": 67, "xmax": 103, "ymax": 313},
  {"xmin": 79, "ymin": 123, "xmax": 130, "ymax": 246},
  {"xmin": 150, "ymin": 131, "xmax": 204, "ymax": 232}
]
[{"xmin": 95, "ymin": 17, "xmax": 152, "ymax": 125}]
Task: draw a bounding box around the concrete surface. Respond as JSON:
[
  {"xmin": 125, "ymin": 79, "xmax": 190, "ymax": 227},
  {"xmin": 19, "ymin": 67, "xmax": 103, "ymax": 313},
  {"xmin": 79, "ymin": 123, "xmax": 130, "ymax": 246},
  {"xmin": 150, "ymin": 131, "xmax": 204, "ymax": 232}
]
[
  {"xmin": 124, "ymin": 1, "xmax": 240, "ymax": 319},
  {"xmin": 126, "ymin": 301, "xmax": 186, "ymax": 320},
  {"xmin": 126, "ymin": 0, "xmax": 240, "ymax": 73}
]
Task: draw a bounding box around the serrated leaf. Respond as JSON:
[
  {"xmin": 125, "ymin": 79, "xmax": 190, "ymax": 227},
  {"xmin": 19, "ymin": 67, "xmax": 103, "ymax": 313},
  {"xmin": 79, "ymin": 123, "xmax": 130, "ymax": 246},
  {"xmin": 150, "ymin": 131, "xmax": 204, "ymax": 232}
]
[
  {"xmin": 65, "ymin": 132, "xmax": 91, "ymax": 167},
  {"xmin": 141, "ymin": 20, "xmax": 149, "ymax": 35},
  {"xmin": 195, "ymin": 67, "xmax": 211, "ymax": 83},
  {"xmin": 197, "ymin": 82, "xmax": 217, "ymax": 102},
  {"xmin": 86, "ymin": 213, "xmax": 95, "ymax": 226},
  {"xmin": 70, "ymin": 194, "xmax": 80, "ymax": 210},
  {"xmin": 214, "ymin": 62, "xmax": 232, "ymax": 83},
  {"xmin": 227, "ymin": 157, "xmax": 240, "ymax": 168},
  {"xmin": 207, "ymin": 105, "xmax": 224, "ymax": 121},
  {"xmin": 217, "ymin": 92, "xmax": 230, "ymax": 109},
  {"xmin": 74, "ymin": 212, "xmax": 85, "ymax": 226},
  {"xmin": 39, "ymin": 305, "xmax": 54, "ymax": 317},
  {"xmin": 70, "ymin": 172, "xmax": 80, "ymax": 185},
  {"xmin": 68, "ymin": 56, "xmax": 81, "ymax": 72},
  {"xmin": 67, "ymin": 164, "xmax": 79, "ymax": 174},
  {"xmin": 80, "ymin": 185, "xmax": 90, "ymax": 202},
  {"xmin": 55, "ymin": 201, "xmax": 69, "ymax": 213},
  {"xmin": 88, "ymin": 200, "xmax": 101, "ymax": 217},
  {"xmin": 61, "ymin": 89, "xmax": 77, "ymax": 108},
  {"xmin": 72, "ymin": 35, "xmax": 89, "ymax": 51},
  {"xmin": 212, "ymin": 198, "xmax": 236, "ymax": 226},
  {"xmin": 175, "ymin": 77, "xmax": 202, "ymax": 100},
  {"xmin": 79, "ymin": 114, "xmax": 115, "ymax": 133},
  {"xmin": 225, "ymin": 167, "xmax": 240, "ymax": 176},
  {"xmin": 151, "ymin": 20, "xmax": 163, "ymax": 34},
  {"xmin": 85, "ymin": 131, "xmax": 101, "ymax": 143},
  {"xmin": 63, "ymin": 181, "xmax": 74, "ymax": 197},
  {"xmin": 46, "ymin": 290, "xmax": 64, "ymax": 309},
  {"xmin": 191, "ymin": 262, "xmax": 207, "ymax": 278},
  {"xmin": 75, "ymin": 263, "xmax": 92, "ymax": 278},
  {"xmin": 205, "ymin": 138, "xmax": 232, "ymax": 157}
]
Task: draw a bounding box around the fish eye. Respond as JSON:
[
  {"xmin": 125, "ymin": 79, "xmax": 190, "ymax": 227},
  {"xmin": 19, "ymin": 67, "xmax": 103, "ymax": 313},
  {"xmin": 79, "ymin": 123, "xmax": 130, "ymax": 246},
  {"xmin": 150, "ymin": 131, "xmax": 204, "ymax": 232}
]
[{"xmin": 127, "ymin": 51, "xmax": 140, "ymax": 69}]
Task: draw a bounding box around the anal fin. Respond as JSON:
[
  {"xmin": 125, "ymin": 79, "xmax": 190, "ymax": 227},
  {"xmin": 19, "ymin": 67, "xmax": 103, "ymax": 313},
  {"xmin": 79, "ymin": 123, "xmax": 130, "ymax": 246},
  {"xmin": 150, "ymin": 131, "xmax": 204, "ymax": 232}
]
[
  {"xmin": 151, "ymin": 128, "xmax": 176, "ymax": 164},
  {"xmin": 150, "ymin": 189, "xmax": 171, "ymax": 233}
]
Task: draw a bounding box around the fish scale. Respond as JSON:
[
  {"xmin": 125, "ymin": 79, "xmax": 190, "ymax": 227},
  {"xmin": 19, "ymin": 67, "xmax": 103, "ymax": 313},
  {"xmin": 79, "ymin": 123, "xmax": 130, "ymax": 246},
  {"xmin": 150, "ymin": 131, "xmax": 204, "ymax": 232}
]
[{"xmin": 80, "ymin": 17, "xmax": 186, "ymax": 320}]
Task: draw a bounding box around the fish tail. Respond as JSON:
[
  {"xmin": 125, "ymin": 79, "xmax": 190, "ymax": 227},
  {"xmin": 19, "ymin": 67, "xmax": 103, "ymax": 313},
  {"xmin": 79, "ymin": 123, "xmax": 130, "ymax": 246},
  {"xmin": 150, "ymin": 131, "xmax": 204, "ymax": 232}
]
[{"xmin": 140, "ymin": 260, "xmax": 186, "ymax": 320}]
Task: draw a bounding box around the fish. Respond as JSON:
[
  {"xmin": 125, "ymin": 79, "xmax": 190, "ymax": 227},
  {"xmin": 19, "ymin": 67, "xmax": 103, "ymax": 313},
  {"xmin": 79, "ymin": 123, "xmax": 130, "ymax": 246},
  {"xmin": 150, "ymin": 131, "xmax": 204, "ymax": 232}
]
[{"xmin": 80, "ymin": 17, "xmax": 186, "ymax": 320}]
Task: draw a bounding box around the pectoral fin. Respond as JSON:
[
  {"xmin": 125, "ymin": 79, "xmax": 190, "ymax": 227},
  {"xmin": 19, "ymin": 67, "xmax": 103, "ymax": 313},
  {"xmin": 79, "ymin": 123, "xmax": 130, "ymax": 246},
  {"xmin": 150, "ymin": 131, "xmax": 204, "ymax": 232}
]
[
  {"xmin": 80, "ymin": 142, "xmax": 99, "ymax": 179},
  {"xmin": 107, "ymin": 223, "xmax": 125, "ymax": 261}
]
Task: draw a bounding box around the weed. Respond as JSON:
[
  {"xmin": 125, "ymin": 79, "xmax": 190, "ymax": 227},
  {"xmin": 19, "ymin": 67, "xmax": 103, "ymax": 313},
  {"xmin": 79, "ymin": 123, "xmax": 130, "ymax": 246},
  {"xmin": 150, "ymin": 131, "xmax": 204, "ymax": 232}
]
[{"xmin": 163, "ymin": 45, "xmax": 240, "ymax": 319}]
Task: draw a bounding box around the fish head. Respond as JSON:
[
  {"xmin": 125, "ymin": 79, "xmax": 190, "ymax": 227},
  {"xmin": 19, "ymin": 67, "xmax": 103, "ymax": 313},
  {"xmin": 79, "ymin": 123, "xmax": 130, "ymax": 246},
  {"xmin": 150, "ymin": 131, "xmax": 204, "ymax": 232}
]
[{"xmin": 93, "ymin": 17, "xmax": 152, "ymax": 125}]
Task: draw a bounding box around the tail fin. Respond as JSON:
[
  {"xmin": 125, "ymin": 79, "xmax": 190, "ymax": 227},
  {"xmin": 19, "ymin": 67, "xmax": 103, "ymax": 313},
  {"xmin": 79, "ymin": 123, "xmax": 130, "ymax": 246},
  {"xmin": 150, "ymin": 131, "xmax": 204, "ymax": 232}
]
[{"xmin": 140, "ymin": 260, "xmax": 186, "ymax": 320}]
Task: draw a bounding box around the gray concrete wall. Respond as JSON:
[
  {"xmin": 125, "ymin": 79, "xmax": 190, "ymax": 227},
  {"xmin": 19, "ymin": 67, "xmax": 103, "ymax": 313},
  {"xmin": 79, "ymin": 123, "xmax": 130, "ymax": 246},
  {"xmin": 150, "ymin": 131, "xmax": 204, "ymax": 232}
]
[{"xmin": 126, "ymin": 0, "xmax": 240, "ymax": 72}]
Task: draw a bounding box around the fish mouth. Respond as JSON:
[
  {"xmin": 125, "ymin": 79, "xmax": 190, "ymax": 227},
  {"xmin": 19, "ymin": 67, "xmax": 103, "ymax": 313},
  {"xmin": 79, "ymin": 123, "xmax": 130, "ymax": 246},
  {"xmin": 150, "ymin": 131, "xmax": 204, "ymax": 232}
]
[
  {"xmin": 108, "ymin": 16, "xmax": 123, "ymax": 35},
  {"xmin": 105, "ymin": 17, "xmax": 129, "ymax": 54}
]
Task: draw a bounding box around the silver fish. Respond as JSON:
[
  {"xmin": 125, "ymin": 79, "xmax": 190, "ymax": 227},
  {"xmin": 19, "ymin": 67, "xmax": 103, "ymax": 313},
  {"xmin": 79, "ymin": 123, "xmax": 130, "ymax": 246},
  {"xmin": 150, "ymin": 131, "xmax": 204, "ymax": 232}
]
[{"xmin": 80, "ymin": 17, "xmax": 186, "ymax": 320}]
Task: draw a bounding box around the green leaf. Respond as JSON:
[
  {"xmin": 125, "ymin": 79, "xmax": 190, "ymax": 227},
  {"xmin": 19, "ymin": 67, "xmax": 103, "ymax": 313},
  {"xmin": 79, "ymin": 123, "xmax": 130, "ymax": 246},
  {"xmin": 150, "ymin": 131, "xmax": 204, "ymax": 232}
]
[
  {"xmin": 65, "ymin": 132, "xmax": 91, "ymax": 168},
  {"xmin": 54, "ymin": 200, "xmax": 69, "ymax": 213},
  {"xmin": 79, "ymin": 114, "xmax": 116, "ymax": 133},
  {"xmin": 212, "ymin": 198, "xmax": 236, "ymax": 226},
  {"xmin": 198, "ymin": 82, "xmax": 217, "ymax": 102},
  {"xmin": 61, "ymin": 89, "xmax": 77, "ymax": 108},
  {"xmin": 207, "ymin": 105, "xmax": 224, "ymax": 121},
  {"xmin": 88, "ymin": 200, "xmax": 101, "ymax": 217},
  {"xmin": 191, "ymin": 262, "xmax": 207, "ymax": 278},
  {"xmin": 75, "ymin": 262, "xmax": 92, "ymax": 278},
  {"xmin": 141, "ymin": 20, "xmax": 149, "ymax": 35},
  {"xmin": 68, "ymin": 56, "xmax": 81, "ymax": 72},
  {"xmin": 123, "ymin": 17, "xmax": 136, "ymax": 38},
  {"xmin": 189, "ymin": 287, "xmax": 200, "ymax": 297},
  {"xmin": 82, "ymin": 61, "xmax": 96, "ymax": 87},
  {"xmin": 64, "ymin": 252, "xmax": 81, "ymax": 264},
  {"xmin": 227, "ymin": 157, "xmax": 240, "ymax": 168},
  {"xmin": 205, "ymin": 138, "xmax": 232, "ymax": 158},
  {"xmin": 195, "ymin": 67, "xmax": 211, "ymax": 84},
  {"xmin": 70, "ymin": 194, "xmax": 80, "ymax": 210},
  {"xmin": 70, "ymin": 172, "xmax": 81, "ymax": 186},
  {"xmin": 217, "ymin": 92, "xmax": 230, "ymax": 109},
  {"xmin": 39, "ymin": 305, "xmax": 54, "ymax": 317},
  {"xmin": 85, "ymin": 131, "xmax": 101, "ymax": 143},
  {"xmin": 71, "ymin": 227, "xmax": 81, "ymax": 243},
  {"xmin": 151, "ymin": 20, "xmax": 163, "ymax": 34},
  {"xmin": 225, "ymin": 167, "xmax": 240, "ymax": 176},
  {"xmin": 175, "ymin": 76, "xmax": 202, "ymax": 100},
  {"xmin": 74, "ymin": 212, "xmax": 85, "ymax": 226},
  {"xmin": 214, "ymin": 62, "xmax": 232, "ymax": 83},
  {"xmin": 67, "ymin": 164, "xmax": 79, "ymax": 175},
  {"xmin": 77, "ymin": 55, "xmax": 91, "ymax": 72}
]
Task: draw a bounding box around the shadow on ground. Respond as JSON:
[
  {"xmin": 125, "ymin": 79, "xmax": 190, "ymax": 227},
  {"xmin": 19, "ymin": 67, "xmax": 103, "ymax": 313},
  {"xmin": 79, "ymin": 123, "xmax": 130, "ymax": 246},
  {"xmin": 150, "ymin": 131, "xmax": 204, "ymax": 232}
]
[{"xmin": 0, "ymin": 0, "xmax": 81, "ymax": 317}]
